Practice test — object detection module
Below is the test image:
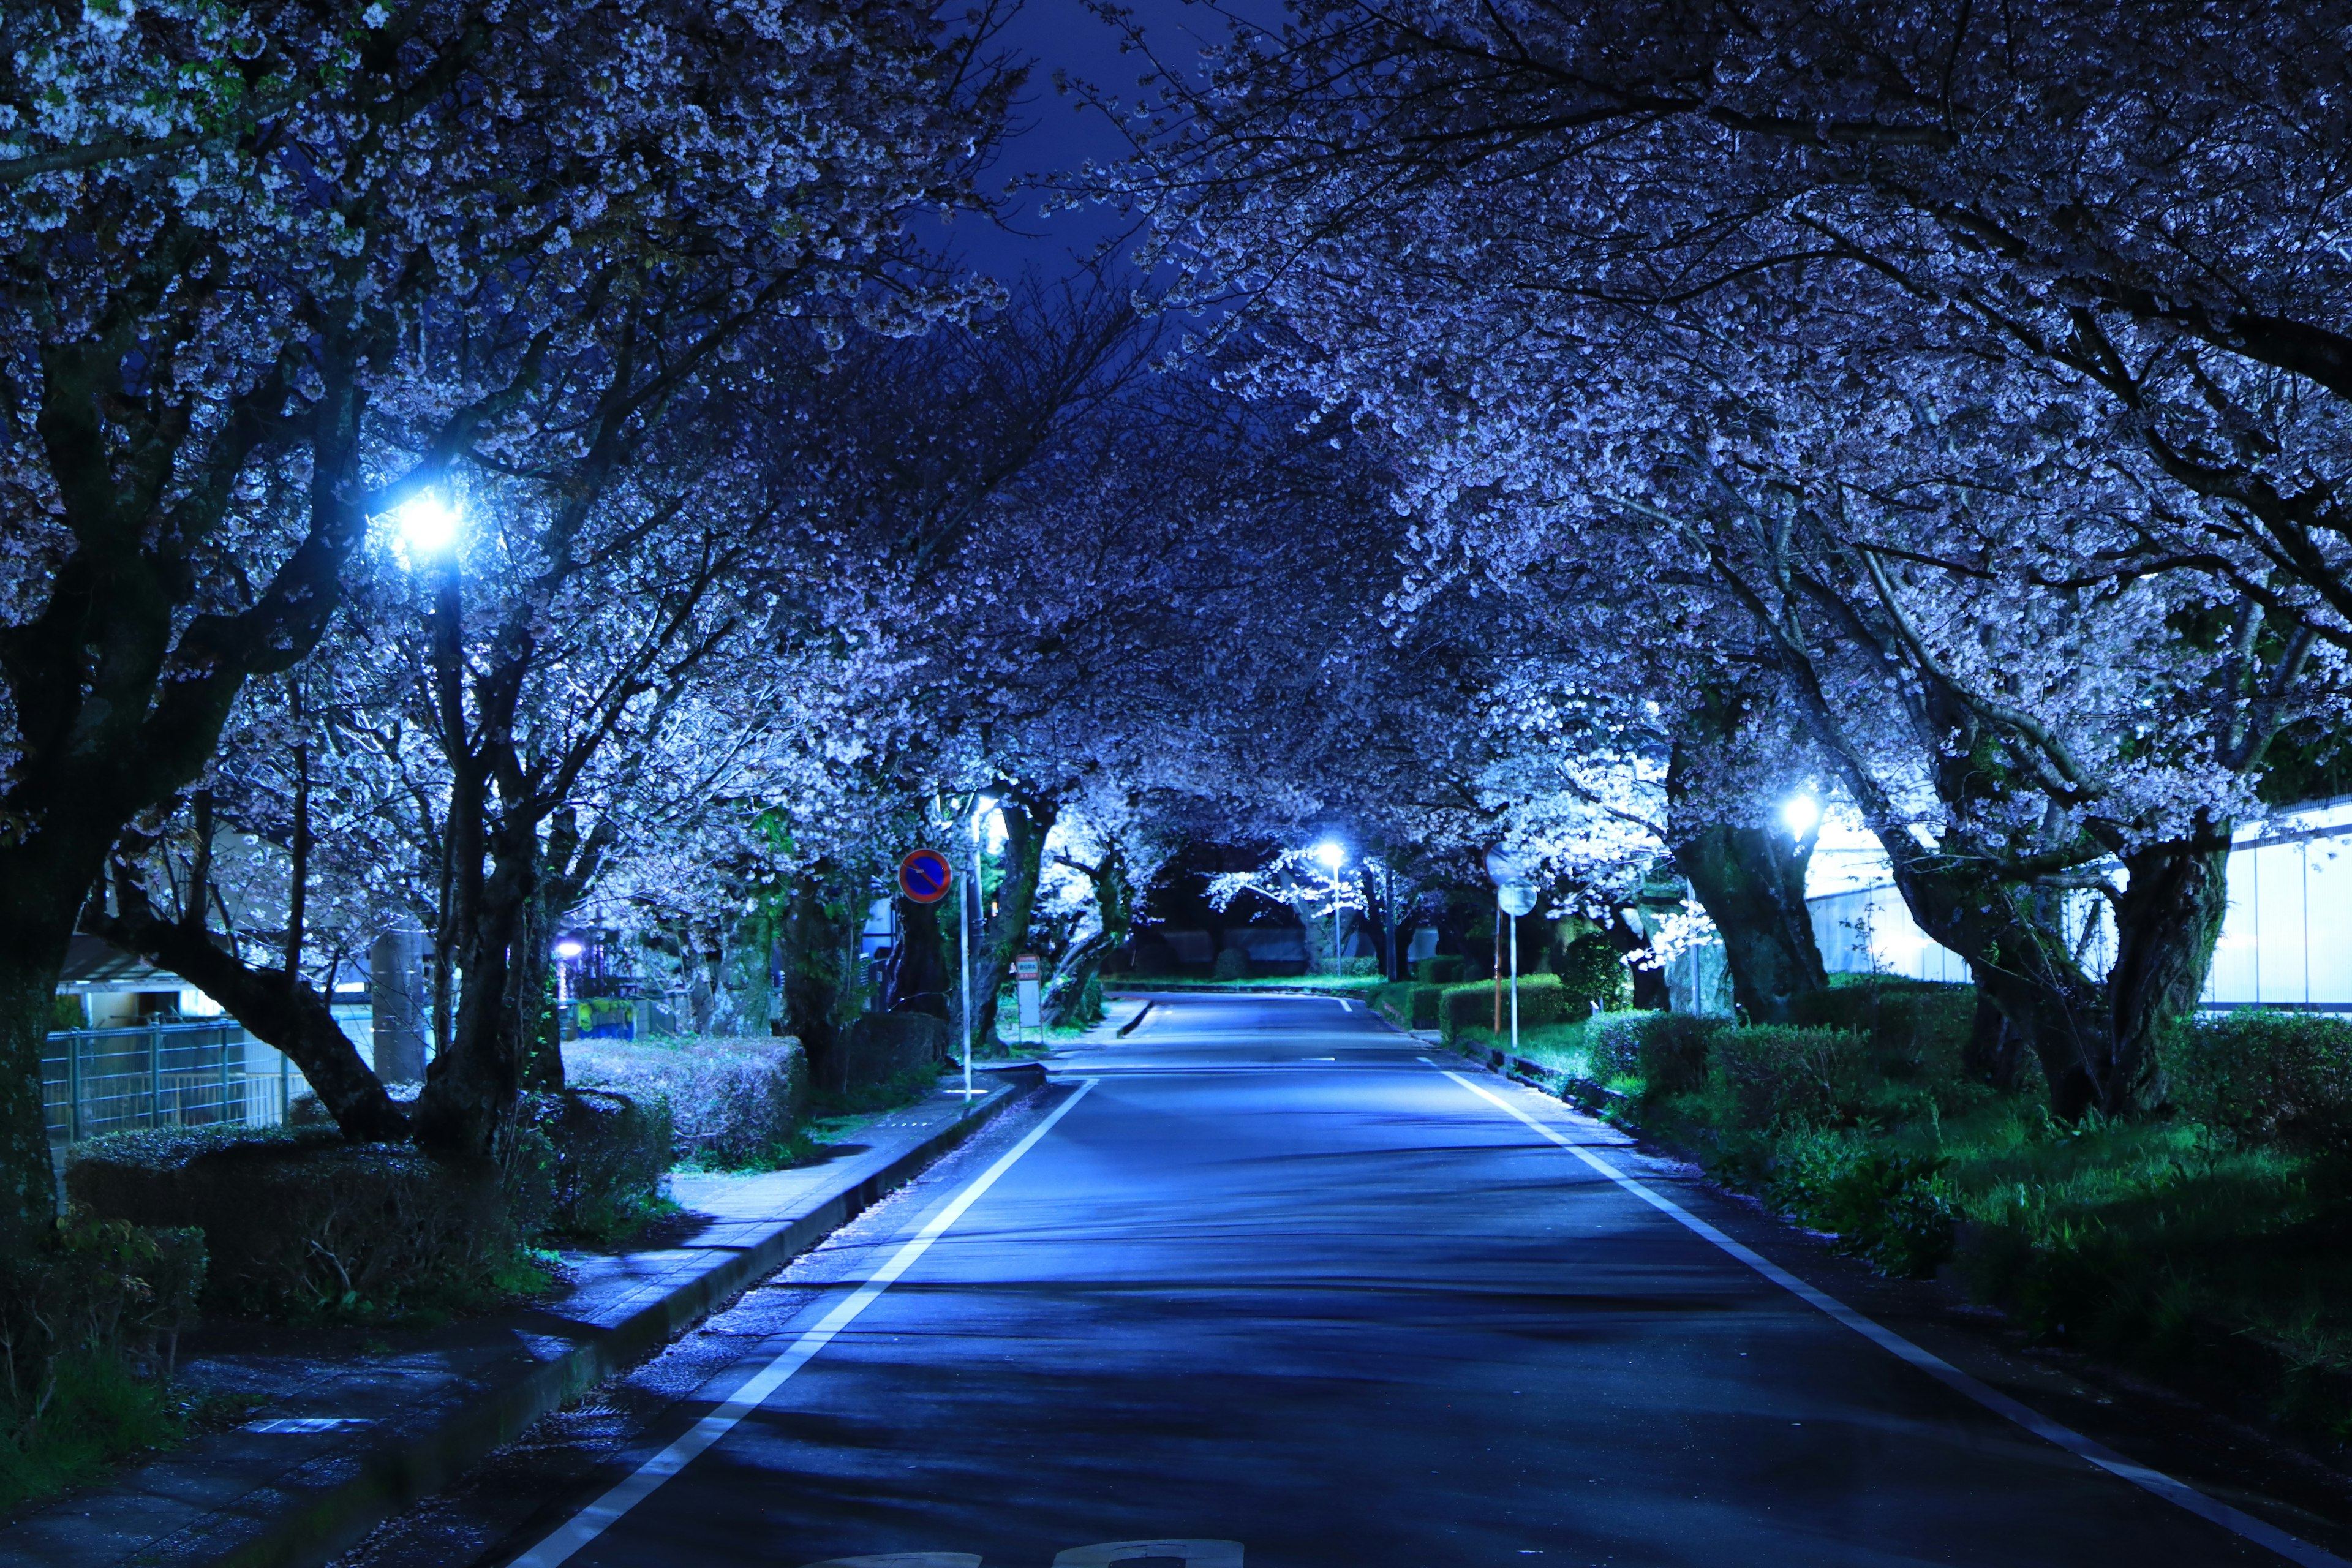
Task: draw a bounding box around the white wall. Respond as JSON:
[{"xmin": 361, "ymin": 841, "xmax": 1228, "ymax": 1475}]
[{"xmin": 1795, "ymin": 798, "xmax": 2352, "ymax": 1011}]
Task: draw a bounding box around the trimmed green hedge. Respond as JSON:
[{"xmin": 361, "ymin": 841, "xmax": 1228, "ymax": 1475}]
[
  {"xmin": 67, "ymin": 1126, "xmax": 518, "ymax": 1319},
  {"xmin": 1791, "ymin": 979, "xmax": 1972, "ymax": 1079},
  {"xmin": 1441, "ymin": 973, "xmax": 1566, "ymax": 1044},
  {"xmin": 2168, "ymin": 1010, "xmax": 2352, "ymax": 1152},
  {"xmin": 1370, "ymin": 981, "xmax": 1441, "ymax": 1030},
  {"xmin": 1412, "ymin": 956, "xmax": 1464, "ymax": 985}
]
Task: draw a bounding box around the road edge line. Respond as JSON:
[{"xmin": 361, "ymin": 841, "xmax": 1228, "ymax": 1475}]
[
  {"xmin": 1430, "ymin": 1062, "xmax": 2346, "ymax": 1568},
  {"xmin": 508, "ymin": 1077, "xmax": 1102, "ymax": 1568}
]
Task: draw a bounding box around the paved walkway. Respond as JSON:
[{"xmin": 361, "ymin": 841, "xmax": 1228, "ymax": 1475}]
[{"xmin": 0, "ymin": 1074, "xmax": 1032, "ymax": 1568}]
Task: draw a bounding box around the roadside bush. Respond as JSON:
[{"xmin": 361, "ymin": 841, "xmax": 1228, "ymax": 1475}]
[
  {"xmin": 1, "ymin": 1215, "xmax": 206, "ymax": 1512},
  {"xmin": 2168, "ymin": 1010, "xmax": 2352, "ymax": 1152},
  {"xmin": 1714, "ymin": 1025, "xmax": 1866, "ymax": 1130},
  {"xmin": 1585, "ymin": 1011, "xmax": 1722, "ymax": 1096},
  {"xmin": 1766, "ymin": 1131, "xmax": 1956, "ymax": 1276},
  {"xmin": 1412, "ymin": 955, "xmax": 1464, "ymax": 985},
  {"xmin": 521, "ymin": 1088, "xmax": 673, "ymax": 1242},
  {"xmin": 1552, "ymin": 933, "xmax": 1627, "ymax": 1016},
  {"xmin": 1793, "ymin": 979, "xmax": 1972, "ymax": 1080},
  {"xmin": 1441, "ymin": 974, "xmax": 1566, "ymax": 1044},
  {"xmin": 1341, "ymin": 956, "xmax": 1382, "ymax": 978},
  {"xmin": 67, "ymin": 1126, "xmax": 529, "ymax": 1321},
  {"xmin": 1212, "ymin": 946, "xmax": 1249, "ymax": 981},
  {"xmin": 565, "ymin": 1035, "xmax": 807, "ymax": 1169},
  {"xmin": 1371, "ymin": 981, "xmax": 1441, "ymax": 1030}
]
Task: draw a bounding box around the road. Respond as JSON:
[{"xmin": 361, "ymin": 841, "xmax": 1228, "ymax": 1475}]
[{"xmin": 372, "ymin": 995, "xmax": 2352, "ymax": 1568}]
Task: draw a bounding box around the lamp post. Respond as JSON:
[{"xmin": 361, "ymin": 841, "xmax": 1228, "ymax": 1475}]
[
  {"xmin": 961, "ymin": 794, "xmax": 997, "ymax": 1099},
  {"xmin": 392, "ymin": 491, "xmax": 462, "ymax": 1063},
  {"xmin": 1314, "ymin": 842, "xmax": 1346, "ymax": 981}
]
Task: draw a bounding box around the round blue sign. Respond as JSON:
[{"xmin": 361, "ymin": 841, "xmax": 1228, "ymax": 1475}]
[{"xmin": 898, "ymin": 848, "xmax": 953, "ymax": 905}]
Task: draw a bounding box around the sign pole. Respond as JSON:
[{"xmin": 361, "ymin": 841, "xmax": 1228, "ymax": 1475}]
[
  {"xmin": 963, "ymin": 824, "xmax": 976, "ymax": 1102},
  {"xmin": 1510, "ymin": 911, "xmax": 1521, "ymax": 1058}
]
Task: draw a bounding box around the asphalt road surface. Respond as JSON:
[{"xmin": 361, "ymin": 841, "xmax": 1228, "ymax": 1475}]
[{"xmin": 375, "ymin": 995, "xmax": 2352, "ymax": 1568}]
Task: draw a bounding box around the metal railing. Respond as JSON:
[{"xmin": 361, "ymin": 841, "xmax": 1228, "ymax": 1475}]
[{"xmin": 42, "ymin": 1021, "xmax": 291, "ymax": 1144}]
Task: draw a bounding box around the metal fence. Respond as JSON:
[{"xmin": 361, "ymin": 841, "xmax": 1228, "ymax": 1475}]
[{"xmin": 42, "ymin": 1021, "xmax": 292, "ymax": 1144}]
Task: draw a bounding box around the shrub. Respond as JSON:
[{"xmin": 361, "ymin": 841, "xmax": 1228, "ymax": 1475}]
[
  {"xmin": 1412, "ymin": 956, "xmax": 1464, "ymax": 985},
  {"xmin": 565, "ymin": 1035, "xmax": 807, "ymax": 1169},
  {"xmin": 1341, "ymin": 956, "xmax": 1382, "ymax": 978},
  {"xmin": 1, "ymin": 1218, "xmax": 205, "ymax": 1431},
  {"xmin": 1371, "ymin": 982, "xmax": 1441, "ymax": 1030},
  {"xmin": 2168, "ymin": 1011, "xmax": 2352, "ymax": 1152},
  {"xmin": 521, "ymin": 1088, "xmax": 673, "ymax": 1242},
  {"xmin": 1586, "ymin": 1011, "xmax": 1722, "ymax": 1096},
  {"xmin": 1212, "ymin": 946, "xmax": 1249, "ymax": 981},
  {"xmin": 1441, "ymin": 974, "xmax": 1567, "ymax": 1044},
  {"xmin": 1766, "ymin": 1131, "xmax": 1956, "ymax": 1277},
  {"xmin": 1792, "ymin": 979, "xmax": 1973, "ymax": 1079},
  {"xmin": 1553, "ymin": 933, "xmax": 1628, "ymax": 1015},
  {"xmin": 67, "ymin": 1126, "xmax": 525, "ymax": 1321},
  {"xmin": 1714, "ymin": 1025, "xmax": 1867, "ymax": 1130}
]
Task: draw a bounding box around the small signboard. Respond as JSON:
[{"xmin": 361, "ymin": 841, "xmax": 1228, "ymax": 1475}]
[
  {"xmin": 1016, "ymin": 952, "xmax": 1042, "ymax": 1029},
  {"xmin": 1498, "ymin": 883, "xmax": 1537, "ymax": 918},
  {"xmin": 898, "ymin": 848, "xmax": 953, "ymax": 905}
]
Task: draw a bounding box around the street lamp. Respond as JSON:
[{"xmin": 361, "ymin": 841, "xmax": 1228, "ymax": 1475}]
[
  {"xmin": 1781, "ymin": 792, "xmax": 1822, "ymax": 839},
  {"xmin": 390, "ymin": 492, "xmax": 460, "ymax": 563},
  {"xmin": 386, "ymin": 489, "xmax": 464, "ymax": 1064},
  {"xmin": 960, "ymin": 793, "xmax": 999, "ymax": 1099},
  {"xmin": 552, "ymin": 938, "xmax": 583, "ymax": 1008},
  {"xmin": 1314, "ymin": 842, "xmax": 1346, "ymax": 981}
]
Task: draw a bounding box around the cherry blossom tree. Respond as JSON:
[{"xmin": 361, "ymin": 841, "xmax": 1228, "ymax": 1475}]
[{"xmin": 0, "ymin": 0, "xmax": 1016, "ymax": 1224}]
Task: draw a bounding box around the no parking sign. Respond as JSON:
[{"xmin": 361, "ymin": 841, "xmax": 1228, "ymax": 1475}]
[{"xmin": 897, "ymin": 848, "xmax": 952, "ymax": 904}]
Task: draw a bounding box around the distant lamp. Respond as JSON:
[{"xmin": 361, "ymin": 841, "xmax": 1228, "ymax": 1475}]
[
  {"xmin": 552, "ymin": 938, "xmax": 584, "ymax": 960},
  {"xmin": 1314, "ymin": 841, "xmax": 1346, "ymax": 871},
  {"xmin": 1781, "ymin": 793, "xmax": 1822, "ymax": 838},
  {"xmin": 390, "ymin": 492, "xmax": 459, "ymax": 560}
]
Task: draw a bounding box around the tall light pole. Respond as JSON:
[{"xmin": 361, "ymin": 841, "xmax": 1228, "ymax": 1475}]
[
  {"xmin": 1314, "ymin": 842, "xmax": 1346, "ymax": 981},
  {"xmin": 393, "ymin": 491, "xmax": 462, "ymax": 1064},
  {"xmin": 962, "ymin": 794, "xmax": 997, "ymax": 1099}
]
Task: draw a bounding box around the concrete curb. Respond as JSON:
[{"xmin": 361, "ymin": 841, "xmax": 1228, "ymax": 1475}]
[{"xmin": 0, "ymin": 1084, "xmax": 1028, "ymax": 1568}]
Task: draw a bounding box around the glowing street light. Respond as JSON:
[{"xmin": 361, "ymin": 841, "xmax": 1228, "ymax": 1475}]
[
  {"xmin": 1781, "ymin": 792, "xmax": 1822, "ymax": 839},
  {"xmin": 390, "ymin": 491, "xmax": 460, "ymax": 562},
  {"xmin": 1314, "ymin": 842, "xmax": 1346, "ymax": 979}
]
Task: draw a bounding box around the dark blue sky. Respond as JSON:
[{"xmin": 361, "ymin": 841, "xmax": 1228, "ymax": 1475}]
[{"xmin": 922, "ymin": 0, "xmax": 1246, "ymax": 287}]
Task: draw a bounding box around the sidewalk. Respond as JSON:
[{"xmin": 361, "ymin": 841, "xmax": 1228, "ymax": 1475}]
[{"xmin": 0, "ymin": 1076, "xmax": 1034, "ymax": 1568}]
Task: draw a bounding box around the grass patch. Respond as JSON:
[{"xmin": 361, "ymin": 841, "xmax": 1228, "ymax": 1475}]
[
  {"xmin": 0, "ymin": 1352, "xmax": 187, "ymax": 1515},
  {"xmin": 1561, "ymin": 995, "xmax": 2352, "ymax": 1434}
]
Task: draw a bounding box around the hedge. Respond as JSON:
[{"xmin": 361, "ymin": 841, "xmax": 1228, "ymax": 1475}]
[
  {"xmin": 67, "ymin": 1125, "xmax": 519, "ymax": 1319},
  {"xmin": 1441, "ymin": 973, "xmax": 1566, "ymax": 1043},
  {"xmin": 1791, "ymin": 979, "xmax": 1972, "ymax": 1079},
  {"xmin": 1370, "ymin": 981, "xmax": 1441, "ymax": 1030},
  {"xmin": 2168, "ymin": 1010, "xmax": 2352, "ymax": 1152},
  {"xmin": 1586, "ymin": 1011, "xmax": 1723, "ymax": 1095},
  {"xmin": 565, "ymin": 1035, "xmax": 807, "ymax": 1168}
]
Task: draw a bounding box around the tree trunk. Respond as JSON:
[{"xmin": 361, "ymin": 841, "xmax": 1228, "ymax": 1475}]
[
  {"xmin": 2105, "ymin": 827, "xmax": 2232, "ymax": 1115},
  {"xmin": 780, "ymin": 865, "xmax": 854, "ymax": 1088},
  {"xmin": 414, "ymin": 820, "xmax": 539, "ymax": 1159},
  {"xmin": 1044, "ymin": 845, "xmax": 1131, "ymax": 1027},
  {"xmin": 0, "ymin": 929, "xmax": 70, "ymax": 1245},
  {"xmin": 966, "ymin": 793, "xmax": 1058, "ymax": 1051},
  {"xmin": 1604, "ymin": 906, "xmax": 1672, "ymax": 1012},
  {"xmin": 1962, "ymin": 984, "xmax": 2026, "ymax": 1093},
  {"xmin": 1671, "ymin": 823, "xmax": 1828, "ymax": 1025},
  {"xmin": 1874, "ymin": 834, "xmax": 2114, "ymax": 1119},
  {"xmin": 882, "ymin": 895, "xmax": 951, "ymax": 1017}
]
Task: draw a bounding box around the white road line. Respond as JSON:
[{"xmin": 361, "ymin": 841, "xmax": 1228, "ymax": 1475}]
[
  {"xmin": 1429, "ymin": 1062, "xmax": 2348, "ymax": 1568},
  {"xmin": 510, "ymin": 1079, "xmax": 1102, "ymax": 1568}
]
